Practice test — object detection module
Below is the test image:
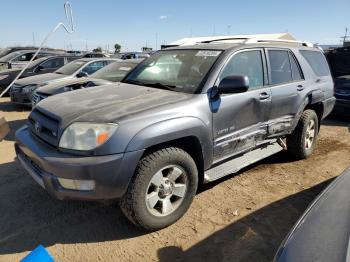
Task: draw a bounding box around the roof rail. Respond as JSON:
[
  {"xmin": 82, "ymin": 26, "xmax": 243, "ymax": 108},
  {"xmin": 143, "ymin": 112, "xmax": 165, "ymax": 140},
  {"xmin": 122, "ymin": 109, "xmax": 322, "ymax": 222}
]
[{"xmin": 244, "ymin": 38, "xmax": 314, "ymax": 47}]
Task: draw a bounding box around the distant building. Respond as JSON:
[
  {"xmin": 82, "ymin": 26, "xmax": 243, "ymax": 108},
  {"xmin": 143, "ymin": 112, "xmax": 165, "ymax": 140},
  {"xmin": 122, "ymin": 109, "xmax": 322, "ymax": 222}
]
[
  {"xmin": 344, "ymin": 41, "xmax": 350, "ymax": 47},
  {"xmin": 162, "ymin": 32, "xmax": 297, "ymax": 48}
]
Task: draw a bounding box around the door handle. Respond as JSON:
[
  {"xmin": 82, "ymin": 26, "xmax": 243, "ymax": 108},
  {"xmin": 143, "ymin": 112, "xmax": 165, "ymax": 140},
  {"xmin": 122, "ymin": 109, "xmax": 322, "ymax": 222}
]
[
  {"xmin": 297, "ymin": 85, "xmax": 305, "ymax": 91},
  {"xmin": 259, "ymin": 92, "xmax": 270, "ymax": 100}
]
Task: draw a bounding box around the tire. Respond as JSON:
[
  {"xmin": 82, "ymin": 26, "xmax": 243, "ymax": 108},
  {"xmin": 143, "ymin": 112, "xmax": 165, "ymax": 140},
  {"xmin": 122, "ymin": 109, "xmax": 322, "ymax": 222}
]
[
  {"xmin": 120, "ymin": 147, "xmax": 198, "ymax": 231},
  {"xmin": 287, "ymin": 109, "xmax": 319, "ymax": 159}
]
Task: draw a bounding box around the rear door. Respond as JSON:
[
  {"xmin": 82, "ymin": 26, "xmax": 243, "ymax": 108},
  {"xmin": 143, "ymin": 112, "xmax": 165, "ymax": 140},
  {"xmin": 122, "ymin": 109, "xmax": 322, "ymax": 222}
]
[
  {"xmin": 212, "ymin": 49, "xmax": 271, "ymax": 162},
  {"xmin": 267, "ymin": 48, "xmax": 306, "ymax": 136}
]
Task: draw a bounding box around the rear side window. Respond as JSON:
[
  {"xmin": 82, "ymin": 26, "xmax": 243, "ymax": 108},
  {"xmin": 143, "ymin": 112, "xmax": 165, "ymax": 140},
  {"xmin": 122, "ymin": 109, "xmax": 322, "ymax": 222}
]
[
  {"xmin": 289, "ymin": 52, "xmax": 303, "ymax": 81},
  {"xmin": 300, "ymin": 50, "xmax": 330, "ymax": 77},
  {"xmin": 268, "ymin": 50, "xmax": 292, "ymax": 85}
]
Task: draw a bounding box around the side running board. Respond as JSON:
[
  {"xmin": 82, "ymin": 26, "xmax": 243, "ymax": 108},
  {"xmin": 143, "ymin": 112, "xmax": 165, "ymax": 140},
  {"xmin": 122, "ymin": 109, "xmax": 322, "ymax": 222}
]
[{"xmin": 204, "ymin": 142, "xmax": 283, "ymax": 183}]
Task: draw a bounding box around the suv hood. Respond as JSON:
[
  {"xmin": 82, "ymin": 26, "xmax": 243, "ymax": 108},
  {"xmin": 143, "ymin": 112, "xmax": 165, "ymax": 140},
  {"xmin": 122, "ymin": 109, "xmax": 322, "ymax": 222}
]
[
  {"xmin": 36, "ymin": 77, "xmax": 112, "ymax": 95},
  {"xmin": 36, "ymin": 83, "xmax": 192, "ymax": 127},
  {"xmin": 15, "ymin": 73, "xmax": 67, "ymax": 87}
]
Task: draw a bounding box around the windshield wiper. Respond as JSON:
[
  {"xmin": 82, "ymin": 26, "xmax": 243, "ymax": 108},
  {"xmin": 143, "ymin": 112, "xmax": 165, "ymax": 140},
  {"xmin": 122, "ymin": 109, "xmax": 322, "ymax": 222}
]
[{"xmin": 142, "ymin": 82, "xmax": 177, "ymax": 91}]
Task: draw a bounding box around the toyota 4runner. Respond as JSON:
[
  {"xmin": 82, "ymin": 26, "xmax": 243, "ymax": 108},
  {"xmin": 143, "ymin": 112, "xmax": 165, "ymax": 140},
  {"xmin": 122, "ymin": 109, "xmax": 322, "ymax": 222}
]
[{"xmin": 15, "ymin": 39, "xmax": 335, "ymax": 230}]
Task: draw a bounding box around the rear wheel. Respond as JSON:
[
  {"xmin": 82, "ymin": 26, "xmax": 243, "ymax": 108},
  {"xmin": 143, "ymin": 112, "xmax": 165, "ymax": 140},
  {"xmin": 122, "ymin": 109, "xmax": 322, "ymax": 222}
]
[
  {"xmin": 287, "ymin": 109, "xmax": 319, "ymax": 159},
  {"xmin": 120, "ymin": 147, "xmax": 198, "ymax": 231}
]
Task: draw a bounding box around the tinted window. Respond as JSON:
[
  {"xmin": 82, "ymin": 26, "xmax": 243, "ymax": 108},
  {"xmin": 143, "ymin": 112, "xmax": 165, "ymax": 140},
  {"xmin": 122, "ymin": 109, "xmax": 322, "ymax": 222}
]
[
  {"xmin": 220, "ymin": 50, "xmax": 264, "ymax": 89},
  {"xmin": 326, "ymin": 51, "xmax": 350, "ymax": 77},
  {"xmin": 289, "ymin": 52, "xmax": 303, "ymax": 81},
  {"xmin": 300, "ymin": 50, "xmax": 330, "ymax": 77},
  {"xmin": 40, "ymin": 57, "xmax": 64, "ymax": 69},
  {"xmin": 268, "ymin": 50, "xmax": 292, "ymax": 85},
  {"xmin": 82, "ymin": 61, "xmax": 106, "ymax": 75},
  {"xmin": 124, "ymin": 49, "xmax": 222, "ymax": 94}
]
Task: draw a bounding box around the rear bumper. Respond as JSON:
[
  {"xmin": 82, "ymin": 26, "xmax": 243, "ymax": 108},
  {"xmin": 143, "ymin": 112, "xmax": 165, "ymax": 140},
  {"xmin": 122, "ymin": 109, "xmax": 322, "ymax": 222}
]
[
  {"xmin": 321, "ymin": 96, "xmax": 336, "ymax": 119},
  {"xmin": 332, "ymin": 99, "xmax": 350, "ymax": 115},
  {"xmin": 15, "ymin": 126, "xmax": 144, "ymax": 200}
]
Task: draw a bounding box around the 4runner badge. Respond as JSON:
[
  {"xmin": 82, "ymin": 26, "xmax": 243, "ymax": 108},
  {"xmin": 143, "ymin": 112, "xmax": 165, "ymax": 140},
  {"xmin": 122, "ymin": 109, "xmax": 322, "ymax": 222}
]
[{"xmin": 35, "ymin": 122, "xmax": 41, "ymax": 133}]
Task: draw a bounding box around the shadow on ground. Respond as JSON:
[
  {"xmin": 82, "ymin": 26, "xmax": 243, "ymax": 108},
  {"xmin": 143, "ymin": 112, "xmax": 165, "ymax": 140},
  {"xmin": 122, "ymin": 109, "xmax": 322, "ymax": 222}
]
[
  {"xmin": 3, "ymin": 119, "xmax": 27, "ymax": 142},
  {"xmin": 0, "ymin": 153, "xmax": 333, "ymax": 259},
  {"xmin": 158, "ymin": 179, "xmax": 334, "ymax": 262},
  {"xmin": 322, "ymin": 115, "xmax": 350, "ymax": 127},
  {"xmin": 0, "ymin": 100, "xmax": 29, "ymax": 113}
]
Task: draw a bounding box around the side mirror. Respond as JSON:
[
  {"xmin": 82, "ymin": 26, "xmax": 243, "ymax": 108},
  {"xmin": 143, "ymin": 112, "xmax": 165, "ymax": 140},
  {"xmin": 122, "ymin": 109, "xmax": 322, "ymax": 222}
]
[
  {"xmin": 76, "ymin": 71, "xmax": 88, "ymax": 78},
  {"xmin": 218, "ymin": 75, "xmax": 249, "ymax": 94}
]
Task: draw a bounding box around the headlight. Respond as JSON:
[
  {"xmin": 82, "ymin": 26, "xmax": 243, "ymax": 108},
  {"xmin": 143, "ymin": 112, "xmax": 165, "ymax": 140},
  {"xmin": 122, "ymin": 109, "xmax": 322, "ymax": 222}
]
[
  {"xmin": 22, "ymin": 85, "xmax": 37, "ymax": 94},
  {"xmin": 0, "ymin": 74, "xmax": 9, "ymax": 81},
  {"xmin": 59, "ymin": 122, "xmax": 118, "ymax": 151}
]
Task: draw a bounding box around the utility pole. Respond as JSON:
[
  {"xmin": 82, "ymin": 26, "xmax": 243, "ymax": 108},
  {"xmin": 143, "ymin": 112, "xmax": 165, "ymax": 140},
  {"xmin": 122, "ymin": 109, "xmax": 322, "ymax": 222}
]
[
  {"xmin": 341, "ymin": 27, "xmax": 349, "ymax": 45},
  {"xmin": 32, "ymin": 32, "xmax": 36, "ymax": 46},
  {"xmin": 227, "ymin": 25, "xmax": 231, "ymax": 35},
  {"xmin": 155, "ymin": 33, "xmax": 158, "ymax": 51}
]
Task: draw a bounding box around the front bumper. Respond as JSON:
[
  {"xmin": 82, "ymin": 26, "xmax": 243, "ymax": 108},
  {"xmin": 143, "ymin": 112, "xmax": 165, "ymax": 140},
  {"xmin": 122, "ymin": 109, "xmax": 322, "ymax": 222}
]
[
  {"xmin": 15, "ymin": 126, "xmax": 144, "ymax": 200},
  {"xmin": 10, "ymin": 89, "xmax": 32, "ymax": 106}
]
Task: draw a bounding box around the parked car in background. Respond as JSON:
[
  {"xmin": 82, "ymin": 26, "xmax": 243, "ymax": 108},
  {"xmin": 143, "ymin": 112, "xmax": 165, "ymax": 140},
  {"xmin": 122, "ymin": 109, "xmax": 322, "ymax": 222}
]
[
  {"xmin": 114, "ymin": 52, "xmax": 150, "ymax": 60},
  {"xmin": 0, "ymin": 50, "xmax": 63, "ymax": 71},
  {"xmin": 274, "ymin": 167, "xmax": 350, "ymax": 262},
  {"xmin": 82, "ymin": 52, "xmax": 109, "ymax": 58},
  {"xmin": 0, "ymin": 46, "xmax": 65, "ymax": 59},
  {"xmin": 0, "ymin": 55, "xmax": 80, "ymax": 94},
  {"xmin": 326, "ymin": 46, "xmax": 350, "ymax": 115},
  {"xmin": 32, "ymin": 59, "xmax": 143, "ymax": 105},
  {"xmin": 10, "ymin": 58, "xmax": 118, "ymax": 105},
  {"xmin": 15, "ymin": 39, "xmax": 335, "ymax": 230}
]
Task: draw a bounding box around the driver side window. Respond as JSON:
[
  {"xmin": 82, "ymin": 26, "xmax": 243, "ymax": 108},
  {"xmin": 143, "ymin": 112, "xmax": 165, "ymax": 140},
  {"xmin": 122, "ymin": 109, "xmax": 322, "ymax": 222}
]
[{"xmin": 219, "ymin": 50, "xmax": 264, "ymax": 90}]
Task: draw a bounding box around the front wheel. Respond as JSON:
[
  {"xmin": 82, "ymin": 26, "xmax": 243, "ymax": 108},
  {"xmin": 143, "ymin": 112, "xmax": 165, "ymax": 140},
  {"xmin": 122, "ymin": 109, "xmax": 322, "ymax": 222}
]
[
  {"xmin": 120, "ymin": 147, "xmax": 198, "ymax": 231},
  {"xmin": 287, "ymin": 109, "xmax": 319, "ymax": 159}
]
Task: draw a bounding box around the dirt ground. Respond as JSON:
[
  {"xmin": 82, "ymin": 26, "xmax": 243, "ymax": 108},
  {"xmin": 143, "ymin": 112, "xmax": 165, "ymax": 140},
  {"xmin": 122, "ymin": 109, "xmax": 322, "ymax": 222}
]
[{"xmin": 0, "ymin": 96, "xmax": 350, "ymax": 262}]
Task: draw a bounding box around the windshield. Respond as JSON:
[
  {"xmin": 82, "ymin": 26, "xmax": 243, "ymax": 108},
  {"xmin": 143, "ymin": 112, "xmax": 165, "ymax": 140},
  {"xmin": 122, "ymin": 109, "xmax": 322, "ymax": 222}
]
[
  {"xmin": 91, "ymin": 61, "xmax": 138, "ymax": 82},
  {"xmin": 123, "ymin": 49, "xmax": 222, "ymax": 94},
  {"xmin": 55, "ymin": 60, "xmax": 86, "ymax": 75}
]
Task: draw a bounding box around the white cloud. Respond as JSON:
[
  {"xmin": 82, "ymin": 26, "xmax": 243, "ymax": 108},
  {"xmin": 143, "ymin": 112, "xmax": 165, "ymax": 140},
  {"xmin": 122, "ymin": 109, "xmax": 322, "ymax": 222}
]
[{"xmin": 159, "ymin": 15, "xmax": 168, "ymax": 20}]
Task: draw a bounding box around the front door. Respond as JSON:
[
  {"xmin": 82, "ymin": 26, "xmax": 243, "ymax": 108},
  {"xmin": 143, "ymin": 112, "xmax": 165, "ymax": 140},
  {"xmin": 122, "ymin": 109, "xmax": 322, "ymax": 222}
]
[{"xmin": 211, "ymin": 49, "xmax": 271, "ymax": 162}]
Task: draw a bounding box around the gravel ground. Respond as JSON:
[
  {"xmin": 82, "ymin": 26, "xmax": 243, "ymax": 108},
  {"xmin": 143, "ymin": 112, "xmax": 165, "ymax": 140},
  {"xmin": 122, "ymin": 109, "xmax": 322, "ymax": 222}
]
[{"xmin": 0, "ymin": 97, "xmax": 350, "ymax": 262}]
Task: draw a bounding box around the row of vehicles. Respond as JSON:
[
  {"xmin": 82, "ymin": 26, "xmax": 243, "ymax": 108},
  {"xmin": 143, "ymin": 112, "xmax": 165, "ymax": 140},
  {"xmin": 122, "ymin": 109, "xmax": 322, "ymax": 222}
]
[{"xmin": 3, "ymin": 37, "xmax": 349, "ymax": 261}]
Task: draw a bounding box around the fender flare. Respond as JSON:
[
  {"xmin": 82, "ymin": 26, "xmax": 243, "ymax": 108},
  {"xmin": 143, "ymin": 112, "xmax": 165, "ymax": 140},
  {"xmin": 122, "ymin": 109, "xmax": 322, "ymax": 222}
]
[{"xmin": 125, "ymin": 117, "xmax": 213, "ymax": 169}]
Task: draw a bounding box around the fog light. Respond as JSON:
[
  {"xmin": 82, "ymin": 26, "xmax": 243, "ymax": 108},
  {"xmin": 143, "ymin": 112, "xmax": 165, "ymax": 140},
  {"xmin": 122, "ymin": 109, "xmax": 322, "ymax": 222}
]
[{"xmin": 57, "ymin": 178, "xmax": 95, "ymax": 191}]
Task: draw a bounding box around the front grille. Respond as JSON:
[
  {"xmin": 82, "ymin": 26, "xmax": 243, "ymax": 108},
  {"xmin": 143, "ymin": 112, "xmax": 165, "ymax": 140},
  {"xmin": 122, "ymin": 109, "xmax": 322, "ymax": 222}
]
[
  {"xmin": 32, "ymin": 92, "xmax": 49, "ymax": 105},
  {"xmin": 28, "ymin": 108, "xmax": 60, "ymax": 146},
  {"xmin": 10, "ymin": 84, "xmax": 22, "ymax": 93}
]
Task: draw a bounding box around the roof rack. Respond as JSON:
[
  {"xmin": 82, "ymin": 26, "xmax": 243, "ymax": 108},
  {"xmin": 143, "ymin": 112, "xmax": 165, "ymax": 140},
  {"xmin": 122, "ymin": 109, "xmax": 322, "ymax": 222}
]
[
  {"xmin": 196, "ymin": 37, "xmax": 314, "ymax": 47},
  {"xmin": 244, "ymin": 38, "xmax": 314, "ymax": 47}
]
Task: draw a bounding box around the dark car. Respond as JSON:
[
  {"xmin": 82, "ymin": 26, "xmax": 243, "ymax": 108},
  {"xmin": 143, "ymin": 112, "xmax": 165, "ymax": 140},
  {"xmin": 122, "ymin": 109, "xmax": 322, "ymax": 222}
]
[
  {"xmin": 82, "ymin": 52, "xmax": 109, "ymax": 58},
  {"xmin": 32, "ymin": 59, "xmax": 142, "ymax": 105},
  {"xmin": 15, "ymin": 39, "xmax": 335, "ymax": 230},
  {"xmin": 326, "ymin": 47, "xmax": 350, "ymax": 115},
  {"xmin": 114, "ymin": 52, "xmax": 150, "ymax": 60},
  {"xmin": 274, "ymin": 167, "xmax": 350, "ymax": 262},
  {"xmin": 0, "ymin": 50, "xmax": 63, "ymax": 71},
  {"xmin": 10, "ymin": 58, "xmax": 118, "ymax": 106},
  {"xmin": 0, "ymin": 46, "xmax": 65, "ymax": 59},
  {"xmin": 0, "ymin": 56, "xmax": 80, "ymax": 94}
]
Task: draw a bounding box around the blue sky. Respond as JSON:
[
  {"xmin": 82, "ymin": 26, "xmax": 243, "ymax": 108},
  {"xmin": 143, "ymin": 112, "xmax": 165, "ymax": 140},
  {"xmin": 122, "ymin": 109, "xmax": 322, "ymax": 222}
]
[{"xmin": 0, "ymin": 0, "xmax": 348, "ymax": 52}]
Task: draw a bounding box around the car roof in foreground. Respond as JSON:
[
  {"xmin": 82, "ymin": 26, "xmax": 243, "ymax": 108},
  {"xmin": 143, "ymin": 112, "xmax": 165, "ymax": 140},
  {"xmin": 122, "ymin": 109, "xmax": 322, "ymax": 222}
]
[{"xmin": 76, "ymin": 58, "xmax": 121, "ymax": 62}]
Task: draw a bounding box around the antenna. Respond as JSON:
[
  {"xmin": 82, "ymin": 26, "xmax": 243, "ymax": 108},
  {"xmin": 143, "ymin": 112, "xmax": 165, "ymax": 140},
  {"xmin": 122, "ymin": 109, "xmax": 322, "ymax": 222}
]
[{"xmin": 0, "ymin": 1, "xmax": 75, "ymax": 98}]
